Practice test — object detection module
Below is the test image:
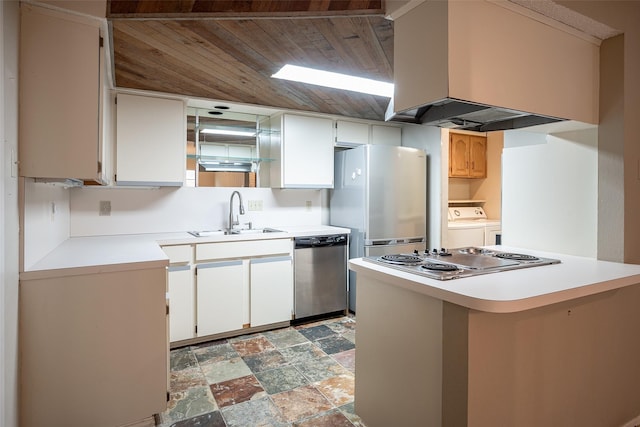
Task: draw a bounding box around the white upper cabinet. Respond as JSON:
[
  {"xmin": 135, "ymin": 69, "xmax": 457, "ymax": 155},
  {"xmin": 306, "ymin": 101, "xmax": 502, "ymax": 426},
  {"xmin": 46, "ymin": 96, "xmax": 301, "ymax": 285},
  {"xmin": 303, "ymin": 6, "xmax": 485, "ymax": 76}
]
[
  {"xmin": 265, "ymin": 114, "xmax": 334, "ymax": 189},
  {"xmin": 335, "ymin": 121, "xmax": 369, "ymax": 147},
  {"xmin": 371, "ymin": 125, "xmax": 401, "ymax": 146},
  {"xmin": 116, "ymin": 93, "xmax": 185, "ymax": 186},
  {"xmin": 335, "ymin": 120, "xmax": 401, "ymax": 147},
  {"xmin": 19, "ymin": 5, "xmax": 109, "ymax": 184}
]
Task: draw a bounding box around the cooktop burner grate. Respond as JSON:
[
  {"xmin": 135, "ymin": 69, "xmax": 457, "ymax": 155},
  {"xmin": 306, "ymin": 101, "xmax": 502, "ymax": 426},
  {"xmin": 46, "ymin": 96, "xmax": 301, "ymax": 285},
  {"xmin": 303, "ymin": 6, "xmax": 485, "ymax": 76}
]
[
  {"xmin": 494, "ymin": 253, "xmax": 539, "ymax": 261},
  {"xmin": 379, "ymin": 254, "xmax": 423, "ymax": 265},
  {"xmin": 421, "ymin": 263, "xmax": 459, "ymax": 272}
]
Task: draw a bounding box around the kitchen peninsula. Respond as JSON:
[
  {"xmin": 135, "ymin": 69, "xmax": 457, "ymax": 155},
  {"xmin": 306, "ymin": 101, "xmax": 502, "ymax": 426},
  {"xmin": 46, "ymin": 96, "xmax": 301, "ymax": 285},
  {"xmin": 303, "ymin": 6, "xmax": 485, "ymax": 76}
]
[{"xmin": 349, "ymin": 247, "xmax": 640, "ymax": 427}]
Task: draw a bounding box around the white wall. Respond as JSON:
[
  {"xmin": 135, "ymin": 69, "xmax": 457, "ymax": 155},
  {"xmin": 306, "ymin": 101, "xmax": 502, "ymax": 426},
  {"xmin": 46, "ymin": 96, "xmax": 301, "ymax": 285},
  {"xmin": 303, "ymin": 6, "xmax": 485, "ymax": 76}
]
[
  {"xmin": 401, "ymin": 124, "xmax": 443, "ymax": 249},
  {"xmin": 502, "ymin": 128, "xmax": 598, "ymax": 257},
  {"xmin": 68, "ymin": 186, "xmax": 326, "ymax": 236},
  {"xmin": 1, "ymin": 1, "xmax": 20, "ymax": 426},
  {"xmin": 558, "ymin": 0, "xmax": 640, "ymax": 265},
  {"xmin": 22, "ymin": 179, "xmax": 70, "ymax": 269}
]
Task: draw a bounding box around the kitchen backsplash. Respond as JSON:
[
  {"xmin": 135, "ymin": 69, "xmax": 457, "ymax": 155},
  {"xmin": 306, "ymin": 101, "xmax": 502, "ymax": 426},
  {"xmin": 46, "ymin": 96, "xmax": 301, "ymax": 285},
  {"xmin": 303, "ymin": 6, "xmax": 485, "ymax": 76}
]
[
  {"xmin": 68, "ymin": 186, "xmax": 327, "ymax": 236},
  {"xmin": 22, "ymin": 182, "xmax": 327, "ymax": 268}
]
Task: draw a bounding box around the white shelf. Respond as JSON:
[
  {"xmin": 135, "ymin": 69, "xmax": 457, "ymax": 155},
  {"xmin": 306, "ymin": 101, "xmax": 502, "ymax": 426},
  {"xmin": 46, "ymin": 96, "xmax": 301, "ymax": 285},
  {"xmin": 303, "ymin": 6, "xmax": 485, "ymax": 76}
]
[{"xmin": 448, "ymin": 199, "xmax": 486, "ymax": 205}]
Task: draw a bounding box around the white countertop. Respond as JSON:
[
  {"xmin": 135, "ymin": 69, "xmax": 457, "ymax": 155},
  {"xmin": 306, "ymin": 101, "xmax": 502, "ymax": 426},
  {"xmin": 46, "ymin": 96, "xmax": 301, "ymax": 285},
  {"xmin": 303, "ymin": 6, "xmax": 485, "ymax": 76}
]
[
  {"xmin": 21, "ymin": 225, "xmax": 350, "ymax": 280},
  {"xmin": 349, "ymin": 246, "xmax": 640, "ymax": 313}
]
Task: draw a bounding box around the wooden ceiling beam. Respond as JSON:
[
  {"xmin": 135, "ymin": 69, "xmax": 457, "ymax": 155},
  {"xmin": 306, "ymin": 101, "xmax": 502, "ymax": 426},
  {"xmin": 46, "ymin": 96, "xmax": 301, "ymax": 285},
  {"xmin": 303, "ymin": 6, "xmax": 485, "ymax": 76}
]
[{"xmin": 107, "ymin": 0, "xmax": 385, "ymax": 20}]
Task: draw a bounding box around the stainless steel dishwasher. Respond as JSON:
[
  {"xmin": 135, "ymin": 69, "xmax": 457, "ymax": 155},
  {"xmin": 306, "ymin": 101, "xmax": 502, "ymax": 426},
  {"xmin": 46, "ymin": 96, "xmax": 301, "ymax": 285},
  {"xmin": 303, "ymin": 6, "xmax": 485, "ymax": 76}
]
[{"xmin": 293, "ymin": 234, "xmax": 348, "ymax": 319}]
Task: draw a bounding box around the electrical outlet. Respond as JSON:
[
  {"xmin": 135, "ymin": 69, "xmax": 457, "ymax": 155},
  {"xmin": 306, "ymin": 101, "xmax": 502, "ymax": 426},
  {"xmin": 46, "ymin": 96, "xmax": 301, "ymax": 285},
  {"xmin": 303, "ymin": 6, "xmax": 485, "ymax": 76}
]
[
  {"xmin": 248, "ymin": 200, "xmax": 263, "ymax": 211},
  {"xmin": 99, "ymin": 200, "xmax": 111, "ymax": 216}
]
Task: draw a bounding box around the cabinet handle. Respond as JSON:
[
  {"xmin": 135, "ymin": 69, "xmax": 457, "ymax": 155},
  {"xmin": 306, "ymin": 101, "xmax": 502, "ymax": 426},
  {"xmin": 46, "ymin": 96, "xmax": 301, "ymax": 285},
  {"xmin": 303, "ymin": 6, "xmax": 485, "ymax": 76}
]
[
  {"xmin": 251, "ymin": 256, "xmax": 292, "ymax": 264},
  {"xmin": 197, "ymin": 260, "xmax": 242, "ymax": 269},
  {"xmin": 168, "ymin": 265, "xmax": 190, "ymax": 272}
]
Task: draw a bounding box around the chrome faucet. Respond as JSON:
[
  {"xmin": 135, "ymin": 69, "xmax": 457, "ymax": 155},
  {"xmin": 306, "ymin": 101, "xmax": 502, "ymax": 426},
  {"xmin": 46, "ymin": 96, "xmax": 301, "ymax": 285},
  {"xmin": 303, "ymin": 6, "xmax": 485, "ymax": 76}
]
[{"xmin": 228, "ymin": 190, "xmax": 245, "ymax": 232}]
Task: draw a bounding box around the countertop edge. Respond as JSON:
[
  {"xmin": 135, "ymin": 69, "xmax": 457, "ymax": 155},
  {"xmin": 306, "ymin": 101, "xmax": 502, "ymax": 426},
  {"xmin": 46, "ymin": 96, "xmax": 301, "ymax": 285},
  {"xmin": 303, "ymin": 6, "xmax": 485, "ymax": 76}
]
[
  {"xmin": 349, "ymin": 257, "xmax": 640, "ymax": 313},
  {"xmin": 20, "ymin": 259, "xmax": 169, "ymax": 281}
]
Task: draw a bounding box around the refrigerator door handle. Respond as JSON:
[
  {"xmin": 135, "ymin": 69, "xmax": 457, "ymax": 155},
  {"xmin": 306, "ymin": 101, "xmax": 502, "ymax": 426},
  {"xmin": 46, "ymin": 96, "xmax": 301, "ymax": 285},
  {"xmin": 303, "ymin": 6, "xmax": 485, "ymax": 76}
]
[
  {"xmin": 367, "ymin": 239, "xmax": 393, "ymax": 246},
  {"xmin": 365, "ymin": 237, "xmax": 425, "ymax": 246}
]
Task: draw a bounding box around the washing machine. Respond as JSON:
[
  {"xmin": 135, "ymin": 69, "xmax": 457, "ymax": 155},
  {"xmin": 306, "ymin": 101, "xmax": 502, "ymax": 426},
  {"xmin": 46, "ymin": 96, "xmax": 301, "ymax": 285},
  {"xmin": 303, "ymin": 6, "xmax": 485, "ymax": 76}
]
[{"xmin": 447, "ymin": 206, "xmax": 501, "ymax": 248}]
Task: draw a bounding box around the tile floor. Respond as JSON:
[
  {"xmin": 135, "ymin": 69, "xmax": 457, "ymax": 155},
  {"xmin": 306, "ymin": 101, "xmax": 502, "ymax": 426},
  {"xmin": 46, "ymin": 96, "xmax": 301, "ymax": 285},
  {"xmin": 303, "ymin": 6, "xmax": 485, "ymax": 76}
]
[{"xmin": 157, "ymin": 315, "xmax": 365, "ymax": 427}]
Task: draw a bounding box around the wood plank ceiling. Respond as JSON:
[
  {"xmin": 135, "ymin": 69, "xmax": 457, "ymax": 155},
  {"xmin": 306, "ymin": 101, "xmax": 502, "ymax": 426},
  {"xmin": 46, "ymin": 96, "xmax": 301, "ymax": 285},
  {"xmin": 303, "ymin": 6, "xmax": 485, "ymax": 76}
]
[{"xmin": 107, "ymin": 0, "xmax": 394, "ymax": 121}]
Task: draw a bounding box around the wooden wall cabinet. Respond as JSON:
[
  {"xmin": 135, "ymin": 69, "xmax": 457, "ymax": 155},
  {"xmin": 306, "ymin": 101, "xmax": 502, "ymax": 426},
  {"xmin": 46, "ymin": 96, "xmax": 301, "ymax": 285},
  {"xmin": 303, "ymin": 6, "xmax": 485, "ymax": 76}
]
[
  {"xmin": 19, "ymin": 5, "xmax": 109, "ymax": 184},
  {"xmin": 449, "ymin": 133, "xmax": 487, "ymax": 178}
]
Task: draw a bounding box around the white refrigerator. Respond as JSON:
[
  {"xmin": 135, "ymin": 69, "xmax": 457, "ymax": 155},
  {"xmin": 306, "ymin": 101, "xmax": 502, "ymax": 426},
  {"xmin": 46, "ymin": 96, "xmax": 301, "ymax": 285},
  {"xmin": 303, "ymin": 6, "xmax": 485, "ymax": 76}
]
[{"xmin": 330, "ymin": 144, "xmax": 427, "ymax": 311}]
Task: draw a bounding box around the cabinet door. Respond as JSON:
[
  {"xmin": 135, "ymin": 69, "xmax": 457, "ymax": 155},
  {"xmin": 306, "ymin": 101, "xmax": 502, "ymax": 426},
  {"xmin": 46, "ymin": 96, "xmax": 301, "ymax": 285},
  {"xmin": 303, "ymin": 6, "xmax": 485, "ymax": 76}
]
[
  {"xmin": 19, "ymin": 5, "xmax": 102, "ymax": 182},
  {"xmin": 196, "ymin": 261, "xmax": 244, "ymax": 336},
  {"xmin": 116, "ymin": 94, "xmax": 185, "ymax": 186},
  {"xmin": 449, "ymin": 133, "xmax": 470, "ymax": 177},
  {"xmin": 168, "ymin": 265, "xmax": 195, "ymax": 342},
  {"xmin": 282, "ymin": 115, "xmax": 334, "ymax": 188},
  {"xmin": 469, "ymin": 136, "xmax": 487, "ymax": 178},
  {"xmin": 250, "ymin": 256, "xmax": 293, "ymax": 327},
  {"xmin": 335, "ymin": 120, "xmax": 369, "ymax": 147},
  {"xmin": 371, "ymin": 125, "xmax": 401, "ymax": 146}
]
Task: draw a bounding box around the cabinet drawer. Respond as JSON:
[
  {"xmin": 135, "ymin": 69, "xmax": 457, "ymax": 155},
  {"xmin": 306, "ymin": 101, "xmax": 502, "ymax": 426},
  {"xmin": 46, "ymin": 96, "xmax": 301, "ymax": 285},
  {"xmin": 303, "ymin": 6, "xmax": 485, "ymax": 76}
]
[
  {"xmin": 162, "ymin": 245, "xmax": 193, "ymax": 264},
  {"xmin": 196, "ymin": 239, "xmax": 292, "ymax": 261}
]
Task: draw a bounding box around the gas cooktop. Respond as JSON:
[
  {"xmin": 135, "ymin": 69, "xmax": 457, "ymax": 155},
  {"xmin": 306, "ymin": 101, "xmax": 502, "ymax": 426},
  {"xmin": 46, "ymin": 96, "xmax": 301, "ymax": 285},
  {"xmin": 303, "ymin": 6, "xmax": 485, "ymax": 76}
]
[{"xmin": 362, "ymin": 247, "xmax": 561, "ymax": 280}]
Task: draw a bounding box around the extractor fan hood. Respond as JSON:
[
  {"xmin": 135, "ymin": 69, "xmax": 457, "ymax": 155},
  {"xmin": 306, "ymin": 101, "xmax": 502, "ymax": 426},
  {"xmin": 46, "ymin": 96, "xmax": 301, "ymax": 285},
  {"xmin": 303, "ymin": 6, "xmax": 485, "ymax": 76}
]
[
  {"xmin": 385, "ymin": 97, "xmax": 565, "ymax": 132},
  {"xmin": 386, "ymin": 1, "xmax": 598, "ymax": 133}
]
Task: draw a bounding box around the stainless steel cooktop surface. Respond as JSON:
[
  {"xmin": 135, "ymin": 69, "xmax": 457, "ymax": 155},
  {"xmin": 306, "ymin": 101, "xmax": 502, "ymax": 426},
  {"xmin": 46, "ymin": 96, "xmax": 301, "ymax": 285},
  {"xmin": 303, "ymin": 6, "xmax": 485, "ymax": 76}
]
[{"xmin": 362, "ymin": 247, "xmax": 561, "ymax": 280}]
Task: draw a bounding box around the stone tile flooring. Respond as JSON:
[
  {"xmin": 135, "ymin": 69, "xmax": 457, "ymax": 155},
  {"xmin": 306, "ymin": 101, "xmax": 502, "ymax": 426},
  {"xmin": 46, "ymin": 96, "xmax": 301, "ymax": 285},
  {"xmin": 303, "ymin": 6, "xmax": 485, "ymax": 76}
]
[{"xmin": 157, "ymin": 316, "xmax": 365, "ymax": 427}]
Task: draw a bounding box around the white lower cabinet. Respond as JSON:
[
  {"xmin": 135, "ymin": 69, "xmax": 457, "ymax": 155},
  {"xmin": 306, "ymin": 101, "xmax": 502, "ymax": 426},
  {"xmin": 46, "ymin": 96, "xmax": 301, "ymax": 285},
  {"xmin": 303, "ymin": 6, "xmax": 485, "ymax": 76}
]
[
  {"xmin": 196, "ymin": 260, "xmax": 245, "ymax": 336},
  {"xmin": 250, "ymin": 256, "xmax": 294, "ymax": 327},
  {"xmin": 163, "ymin": 244, "xmax": 197, "ymax": 342},
  {"xmin": 164, "ymin": 238, "xmax": 293, "ymax": 344},
  {"xmin": 167, "ymin": 265, "xmax": 195, "ymax": 342}
]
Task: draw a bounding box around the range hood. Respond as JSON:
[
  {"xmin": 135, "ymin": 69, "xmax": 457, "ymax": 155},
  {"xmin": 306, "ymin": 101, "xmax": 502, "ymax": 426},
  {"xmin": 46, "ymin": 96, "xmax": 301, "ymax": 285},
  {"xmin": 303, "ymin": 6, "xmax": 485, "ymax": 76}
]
[
  {"xmin": 386, "ymin": 1, "xmax": 598, "ymax": 133},
  {"xmin": 385, "ymin": 97, "xmax": 565, "ymax": 132}
]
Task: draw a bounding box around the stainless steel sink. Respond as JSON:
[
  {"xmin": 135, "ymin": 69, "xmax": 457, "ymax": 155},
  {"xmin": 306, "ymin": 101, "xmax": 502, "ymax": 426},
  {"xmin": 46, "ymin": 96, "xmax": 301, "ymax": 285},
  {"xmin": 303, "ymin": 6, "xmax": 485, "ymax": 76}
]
[
  {"xmin": 188, "ymin": 228, "xmax": 284, "ymax": 237},
  {"xmin": 229, "ymin": 228, "xmax": 284, "ymax": 235}
]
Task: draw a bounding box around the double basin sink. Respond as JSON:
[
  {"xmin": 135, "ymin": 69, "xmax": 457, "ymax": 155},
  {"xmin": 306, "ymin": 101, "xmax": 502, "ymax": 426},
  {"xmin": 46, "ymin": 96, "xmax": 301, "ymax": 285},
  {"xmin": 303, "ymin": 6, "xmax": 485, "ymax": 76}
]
[{"xmin": 188, "ymin": 228, "xmax": 284, "ymax": 237}]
